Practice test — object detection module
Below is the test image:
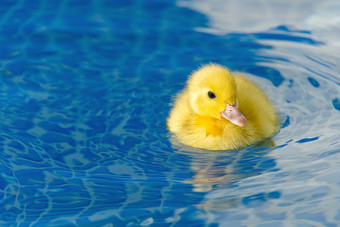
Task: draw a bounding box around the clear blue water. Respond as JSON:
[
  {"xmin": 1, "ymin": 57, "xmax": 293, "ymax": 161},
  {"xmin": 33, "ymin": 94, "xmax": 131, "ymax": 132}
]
[{"xmin": 1, "ymin": 0, "xmax": 340, "ymax": 226}]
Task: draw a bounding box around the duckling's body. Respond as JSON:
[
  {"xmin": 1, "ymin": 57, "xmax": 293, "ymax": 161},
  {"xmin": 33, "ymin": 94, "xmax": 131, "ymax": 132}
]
[{"xmin": 167, "ymin": 64, "xmax": 279, "ymax": 150}]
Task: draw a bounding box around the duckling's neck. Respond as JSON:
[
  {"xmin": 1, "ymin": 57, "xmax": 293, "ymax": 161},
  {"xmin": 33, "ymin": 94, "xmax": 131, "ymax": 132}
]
[{"xmin": 194, "ymin": 115, "xmax": 224, "ymax": 137}]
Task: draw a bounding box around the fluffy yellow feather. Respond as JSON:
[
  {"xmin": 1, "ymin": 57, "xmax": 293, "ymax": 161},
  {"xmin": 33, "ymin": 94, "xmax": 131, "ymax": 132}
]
[{"xmin": 167, "ymin": 64, "xmax": 279, "ymax": 150}]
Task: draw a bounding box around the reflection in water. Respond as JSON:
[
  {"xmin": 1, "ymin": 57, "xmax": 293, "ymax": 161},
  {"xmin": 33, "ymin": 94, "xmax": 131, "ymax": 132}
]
[{"xmin": 175, "ymin": 143, "xmax": 280, "ymax": 210}]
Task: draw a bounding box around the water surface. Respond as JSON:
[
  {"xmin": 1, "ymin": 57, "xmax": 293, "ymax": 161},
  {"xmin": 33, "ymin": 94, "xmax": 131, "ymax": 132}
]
[{"xmin": 1, "ymin": 0, "xmax": 340, "ymax": 226}]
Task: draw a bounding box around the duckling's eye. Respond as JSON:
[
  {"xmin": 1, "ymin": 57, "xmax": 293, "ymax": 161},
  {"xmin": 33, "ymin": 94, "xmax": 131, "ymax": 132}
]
[{"xmin": 208, "ymin": 91, "xmax": 216, "ymax": 99}]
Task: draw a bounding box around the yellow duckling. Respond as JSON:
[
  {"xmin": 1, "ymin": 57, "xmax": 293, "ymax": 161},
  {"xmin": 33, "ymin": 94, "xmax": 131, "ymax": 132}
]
[{"xmin": 167, "ymin": 64, "xmax": 279, "ymax": 150}]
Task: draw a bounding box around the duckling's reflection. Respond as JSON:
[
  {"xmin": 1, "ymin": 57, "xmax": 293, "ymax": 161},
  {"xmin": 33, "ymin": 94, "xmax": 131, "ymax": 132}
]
[{"xmin": 174, "ymin": 138, "xmax": 277, "ymax": 191}]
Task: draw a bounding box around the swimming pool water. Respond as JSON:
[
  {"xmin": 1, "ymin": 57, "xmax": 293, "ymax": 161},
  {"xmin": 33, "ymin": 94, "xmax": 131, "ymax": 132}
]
[{"xmin": 1, "ymin": 0, "xmax": 340, "ymax": 226}]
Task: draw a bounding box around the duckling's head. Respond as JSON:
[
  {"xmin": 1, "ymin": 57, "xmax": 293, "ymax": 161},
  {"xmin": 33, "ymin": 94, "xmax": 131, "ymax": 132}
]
[{"xmin": 187, "ymin": 64, "xmax": 246, "ymax": 127}]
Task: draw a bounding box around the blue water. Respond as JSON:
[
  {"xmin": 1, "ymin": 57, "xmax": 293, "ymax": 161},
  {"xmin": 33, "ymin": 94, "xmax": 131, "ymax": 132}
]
[{"xmin": 1, "ymin": 0, "xmax": 340, "ymax": 226}]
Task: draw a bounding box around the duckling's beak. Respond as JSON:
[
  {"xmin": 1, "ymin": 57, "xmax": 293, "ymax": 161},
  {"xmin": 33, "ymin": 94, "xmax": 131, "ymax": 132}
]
[{"xmin": 221, "ymin": 104, "xmax": 247, "ymax": 127}]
